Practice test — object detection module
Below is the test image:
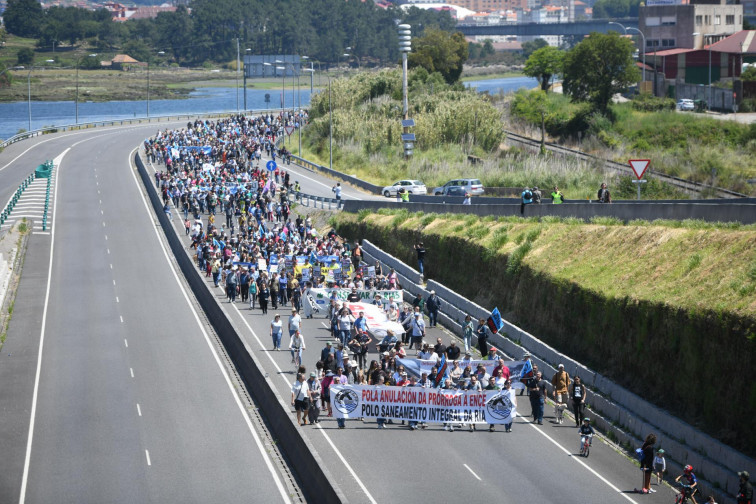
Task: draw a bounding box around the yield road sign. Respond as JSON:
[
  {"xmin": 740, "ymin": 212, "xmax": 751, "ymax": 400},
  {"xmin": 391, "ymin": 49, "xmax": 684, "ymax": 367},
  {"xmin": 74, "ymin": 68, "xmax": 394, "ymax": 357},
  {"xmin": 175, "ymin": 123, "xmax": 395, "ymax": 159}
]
[
  {"xmin": 628, "ymin": 159, "xmax": 650, "ymax": 179},
  {"xmin": 285, "ymin": 125, "xmax": 295, "ymax": 136},
  {"xmin": 266, "ymin": 160, "xmax": 277, "ymax": 172}
]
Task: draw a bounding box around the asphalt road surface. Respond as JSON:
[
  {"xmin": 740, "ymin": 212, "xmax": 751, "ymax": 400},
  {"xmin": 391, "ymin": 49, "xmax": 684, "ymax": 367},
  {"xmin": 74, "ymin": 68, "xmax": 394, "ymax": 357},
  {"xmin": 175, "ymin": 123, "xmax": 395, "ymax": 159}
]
[
  {"xmin": 0, "ymin": 123, "xmax": 293, "ymax": 504},
  {"xmin": 0, "ymin": 118, "xmax": 683, "ymax": 504}
]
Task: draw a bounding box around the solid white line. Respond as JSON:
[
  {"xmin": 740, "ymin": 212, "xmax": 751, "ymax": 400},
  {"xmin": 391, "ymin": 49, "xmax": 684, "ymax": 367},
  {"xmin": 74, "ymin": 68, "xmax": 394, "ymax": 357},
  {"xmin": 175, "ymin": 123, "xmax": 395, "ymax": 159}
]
[
  {"xmin": 130, "ymin": 367, "xmax": 134, "ymax": 378},
  {"xmin": 18, "ymin": 148, "xmax": 68, "ymax": 504},
  {"xmin": 145, "ymin": 450, "xmax": 151, "ymax": 466},
  {"xmin": 463, "ymin": 463, "xmax": 482, "ymax": 481},
  {"xmin": 527, "ymin": 422, "xmax": 639, "ymax": 503},
  {"xmin": 216, "ymin": 285, "xmax": 378, "ymax": 504},
  {"xmin": 124, "ymin": 339, "xmax": 128, "ymax": 348},
  {"xmin": 137, "ymin": 403, "xmax": 142, "ymax": 416},
  {"xmin": 128, "ymin": 148, "xmax": 292, "ymax": 504}
]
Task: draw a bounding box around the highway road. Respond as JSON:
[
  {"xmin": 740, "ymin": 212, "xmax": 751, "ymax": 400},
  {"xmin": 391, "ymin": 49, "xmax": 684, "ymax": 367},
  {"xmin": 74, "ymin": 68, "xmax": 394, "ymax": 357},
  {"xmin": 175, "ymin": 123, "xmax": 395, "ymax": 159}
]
[
  {"xmin": 0, "ymin": 117, "xmax": 684, "ymax": 504},
  {"xmin": 140, "ymin": 121, "xmax": 682, "ymax": 504},
  {"xmin": 0, "ymin": 123, "xmax": 294, "ymax": 504}
]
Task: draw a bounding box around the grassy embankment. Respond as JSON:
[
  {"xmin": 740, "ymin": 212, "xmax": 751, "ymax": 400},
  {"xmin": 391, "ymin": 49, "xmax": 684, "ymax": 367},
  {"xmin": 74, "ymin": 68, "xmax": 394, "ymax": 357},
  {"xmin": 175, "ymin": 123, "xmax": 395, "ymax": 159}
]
[
  {"xmin": 292, "ymin": 68, "xmax": 693, "ymax": 199},
  {"xmin": 509, "ymin": 90, "xmax": 756, "ymax": 196},
  {"xmin": 332, "ymin": 209, "xmax": 756, "ymax": 456}
]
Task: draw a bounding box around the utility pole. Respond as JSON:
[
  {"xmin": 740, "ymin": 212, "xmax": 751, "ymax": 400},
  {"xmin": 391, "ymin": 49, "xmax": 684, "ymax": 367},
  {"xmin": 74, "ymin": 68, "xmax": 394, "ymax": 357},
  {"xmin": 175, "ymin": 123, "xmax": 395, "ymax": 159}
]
[
  {"xmin": 236, "ymin": 38, "xmax": 240, "ymax": 113},
  {"xmin": 398, "ymin": 24, "xmax": 414, "ymax": 158}
]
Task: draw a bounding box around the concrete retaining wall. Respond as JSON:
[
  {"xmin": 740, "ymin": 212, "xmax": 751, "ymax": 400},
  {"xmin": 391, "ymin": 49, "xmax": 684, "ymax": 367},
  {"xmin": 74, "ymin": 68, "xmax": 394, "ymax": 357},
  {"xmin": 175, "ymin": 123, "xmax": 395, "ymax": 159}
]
[
  {"xmin": 342, "ymin": 200, "xmax": 756, "ymax": 225},
  {"xmin": 135, "ymin": 153, "xmax": 346, "ymax": 503},
  {"xmin": 359, "ymin": 237, "xmax": 753, "ymax": 500}
]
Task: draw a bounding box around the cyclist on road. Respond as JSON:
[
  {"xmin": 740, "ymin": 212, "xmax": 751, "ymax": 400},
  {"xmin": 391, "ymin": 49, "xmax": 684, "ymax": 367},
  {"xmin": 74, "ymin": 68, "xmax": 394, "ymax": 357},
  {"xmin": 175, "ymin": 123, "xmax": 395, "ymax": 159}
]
[
  {"xmin": 578, "ymin": 417, "xmax": 594, "ymax": 453},
  {"xmin": 289, "ymin": 329, "xmax": 306, "ymax": 367},
  {"xmin": 675, "ymin": 465, "xmax": 699, "ymax": 503}
]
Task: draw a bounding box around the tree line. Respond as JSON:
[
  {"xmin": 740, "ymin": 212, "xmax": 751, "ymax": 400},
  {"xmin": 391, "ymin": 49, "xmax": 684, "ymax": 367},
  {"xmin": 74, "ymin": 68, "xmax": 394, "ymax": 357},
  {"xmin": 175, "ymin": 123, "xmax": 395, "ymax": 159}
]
[{"xmin": 1, "ymin": 0, "xmax": 455, "ymax": 66}]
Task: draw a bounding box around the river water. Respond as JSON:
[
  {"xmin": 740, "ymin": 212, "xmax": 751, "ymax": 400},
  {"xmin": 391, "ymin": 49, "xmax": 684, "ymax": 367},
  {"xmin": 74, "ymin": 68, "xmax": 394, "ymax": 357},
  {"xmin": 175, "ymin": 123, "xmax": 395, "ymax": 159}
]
[{"xmin": 0, "ymin": 76, "xmax": 536, "ymax": 141}]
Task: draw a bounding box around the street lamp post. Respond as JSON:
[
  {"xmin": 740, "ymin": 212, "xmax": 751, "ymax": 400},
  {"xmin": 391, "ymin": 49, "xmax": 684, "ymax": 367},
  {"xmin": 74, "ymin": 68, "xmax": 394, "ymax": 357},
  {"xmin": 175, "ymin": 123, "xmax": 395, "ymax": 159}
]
[
  {"xmin": 236, "ymin": 38, "xmax": 240, "ymax": 113},
  {"xmin": 243, "ymin": 48, "xmax": 251, "ymax": 111},
  {"xmin": 27, "ymin": 60, "xmax": 55, "ymax": 131},
  {"xmin": 628, "ymin": 27, "xmax": 646, "ymax": 84},
  {"xmin": 398, "ymin": 24, "xmax": 413, "ymax": 158},
  {"xmin": 693, "ymin": 32, "xmax": 714, "ymax": 107},
  {"xmin": 146, "ymin": 51, "xmax": 165, "ymax": 119},
  {"xmin": 608, "ymin": 21, "xmax": 627, "ymax": 35},
  {"xmin": 329, "ymin": 76, "xmax": 332, "ymax": 169},
  {"xmin": 76, "ymin": 54, "xmax": 97, "ymax": 125}
]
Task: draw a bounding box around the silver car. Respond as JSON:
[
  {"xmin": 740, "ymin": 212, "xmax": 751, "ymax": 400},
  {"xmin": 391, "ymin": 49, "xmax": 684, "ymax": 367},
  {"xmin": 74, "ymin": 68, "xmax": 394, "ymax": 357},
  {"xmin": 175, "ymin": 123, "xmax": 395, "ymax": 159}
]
[
  {"xmin": 382, "ymin": 180, "xmax": 427, "ymax": 197},
  {"xmin": 433, "ymin": 178, "xmax": 484, "ymax": 196}
]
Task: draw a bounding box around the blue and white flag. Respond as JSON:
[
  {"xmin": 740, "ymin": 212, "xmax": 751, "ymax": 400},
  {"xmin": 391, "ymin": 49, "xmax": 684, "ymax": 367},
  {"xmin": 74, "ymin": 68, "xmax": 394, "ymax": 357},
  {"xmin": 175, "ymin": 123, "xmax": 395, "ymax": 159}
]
[{"xmin": 487, "ymin": 307, "xmax": 504, "ymax": 334}]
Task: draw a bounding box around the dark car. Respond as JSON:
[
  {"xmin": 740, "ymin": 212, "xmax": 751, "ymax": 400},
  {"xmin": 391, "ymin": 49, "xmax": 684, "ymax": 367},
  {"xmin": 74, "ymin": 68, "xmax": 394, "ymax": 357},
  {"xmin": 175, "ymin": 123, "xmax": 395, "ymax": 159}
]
[{"xmin": 441, "ymin": 186, "xmax": 467, "ymax": 197}]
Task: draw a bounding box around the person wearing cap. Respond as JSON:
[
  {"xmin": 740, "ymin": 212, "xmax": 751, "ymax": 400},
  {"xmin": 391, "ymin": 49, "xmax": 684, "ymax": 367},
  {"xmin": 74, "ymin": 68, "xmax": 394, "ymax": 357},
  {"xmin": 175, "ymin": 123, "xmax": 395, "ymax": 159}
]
[
  {"xmin": 462, "ymin": 315, "xmax": 474, "ymax": 354},
  {"xmin": 321, "ymin": 341, "xmax": 334, "ymax": 363},
  {"xmin": 551, "ymin": 364, "xmax": 571, "ymax": 424},
  {"xmin": 418, "ymin": 343, "xmax": 437, "ymax": 361},
  {"xmin": 738, "ymin": 471, "xmax": 753, "ymax": 504},
  {"xmin": 306, "ymin": 372, "xmax": 321, "ymax": 425},
  {"xmin": 484, "ymin": 346, "xmax": 500, "ymax": 361},
  {"xmin": 653, "ymin": 448, "xmax": 666, "ymax": 485},
  {"xmin": 410, "ymin": 311, "xmax": 426, "ymax": 350},
  {"xmin": 569, "ymin": 375, "xmax": 586, "ymax": 427}
]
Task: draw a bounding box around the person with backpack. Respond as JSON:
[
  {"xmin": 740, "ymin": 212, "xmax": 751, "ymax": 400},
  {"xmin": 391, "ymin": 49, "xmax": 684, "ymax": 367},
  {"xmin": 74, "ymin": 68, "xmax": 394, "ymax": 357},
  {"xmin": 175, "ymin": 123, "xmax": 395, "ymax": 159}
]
[
  {"xmin": 597, "ymin": 182, "xmax": 612, "ymax": 203},
  {"xmin": 521, "ymin": 187, "xmax": 534, "ymax": 215}
]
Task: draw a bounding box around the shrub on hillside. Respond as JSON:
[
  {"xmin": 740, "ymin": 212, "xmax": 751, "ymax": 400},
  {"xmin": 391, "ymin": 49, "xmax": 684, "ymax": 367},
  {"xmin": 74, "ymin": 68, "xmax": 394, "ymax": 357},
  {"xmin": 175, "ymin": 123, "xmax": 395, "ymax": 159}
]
[{"xmin": 631, "ymin": 93, "xmax": 676, "ymax": 112}]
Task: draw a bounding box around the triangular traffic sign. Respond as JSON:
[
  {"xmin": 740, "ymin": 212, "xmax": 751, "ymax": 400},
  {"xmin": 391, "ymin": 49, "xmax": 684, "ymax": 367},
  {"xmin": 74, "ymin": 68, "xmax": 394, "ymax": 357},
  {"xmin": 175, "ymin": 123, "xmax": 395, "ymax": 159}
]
[
  {"xmin": 285, "ymin": 125, "xmax": 295, "ymax": 136},
  {"xmin": 628, "ymin": 159, "xmax": 650, "ymax": 180}
]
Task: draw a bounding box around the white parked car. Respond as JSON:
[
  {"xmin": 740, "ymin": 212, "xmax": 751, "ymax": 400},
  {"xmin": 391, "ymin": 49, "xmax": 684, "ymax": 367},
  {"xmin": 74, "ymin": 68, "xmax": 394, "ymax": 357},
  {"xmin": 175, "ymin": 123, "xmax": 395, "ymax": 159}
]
[
  {"xmin": 432, "ymin": 178, "xmax": 484, "ymax": 196},
  {"xmin": 382, "ymin": 180, "xmax": 426, "ymax": 197},
  {"xmin": 677, "ymin": 99, "xmax": 694, "ymax": 111}
]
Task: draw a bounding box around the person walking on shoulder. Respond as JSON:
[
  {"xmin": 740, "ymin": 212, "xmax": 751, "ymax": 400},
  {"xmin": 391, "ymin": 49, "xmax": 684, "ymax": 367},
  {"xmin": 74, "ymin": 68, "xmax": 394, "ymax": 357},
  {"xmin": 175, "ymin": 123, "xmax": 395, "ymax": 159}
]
[
  {"xmin": 597, "ymin": 182, "xmax": 612, "ymax": 203},
  {"xmin": 332, "ymin": 183, "xmax": 342, "ymax": 200},
  {"xmin": 551, "ymin": 363, "xmax": 570, "ymax": 424}
]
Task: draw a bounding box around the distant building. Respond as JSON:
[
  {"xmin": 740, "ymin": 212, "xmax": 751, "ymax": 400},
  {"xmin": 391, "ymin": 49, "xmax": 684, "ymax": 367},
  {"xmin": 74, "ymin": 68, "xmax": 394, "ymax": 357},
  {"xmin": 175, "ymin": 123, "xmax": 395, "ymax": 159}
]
[
  {"xmin": 110, "ymin": 54, "xmax": 142, "ymax": 70},
  {"xmin": 639, "ymin": 0, "xmax": 743, "ymax": 51}
]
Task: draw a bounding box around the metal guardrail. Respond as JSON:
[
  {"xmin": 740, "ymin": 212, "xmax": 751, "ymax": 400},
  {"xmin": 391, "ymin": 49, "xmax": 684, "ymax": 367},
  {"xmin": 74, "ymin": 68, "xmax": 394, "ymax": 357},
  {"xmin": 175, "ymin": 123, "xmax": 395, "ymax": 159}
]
[
  {"xmin": 0, "ymin": 108, "xmax": 286, "ymax": 150},
  {"xmin": 0, "ymin": 172, "xmax": 36, "ymax": 227},
  {"xmin": 285, "ymin": 189, "xmax": 344, "ymax": 210}
]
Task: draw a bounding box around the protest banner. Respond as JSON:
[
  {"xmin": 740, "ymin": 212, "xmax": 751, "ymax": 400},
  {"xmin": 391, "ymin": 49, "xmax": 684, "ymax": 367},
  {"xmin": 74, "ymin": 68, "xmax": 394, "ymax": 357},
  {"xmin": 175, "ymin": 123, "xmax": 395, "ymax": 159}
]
[
  {"xmin": 331, "ymin": 385, "xmax": 517, "ymax": 425},
  {"xmin": 396, "ymin": 358, "xmax": 527, "ymax": 389}
]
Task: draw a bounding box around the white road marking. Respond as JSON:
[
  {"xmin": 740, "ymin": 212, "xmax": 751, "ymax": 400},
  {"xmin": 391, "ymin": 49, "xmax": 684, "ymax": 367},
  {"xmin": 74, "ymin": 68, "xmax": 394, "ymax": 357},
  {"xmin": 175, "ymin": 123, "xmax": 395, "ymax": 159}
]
[
  {"xmin": 18, "ymin": 147, "xmax": 68, "ymax": 504},
  {"xmin": 102, "ymin": 221, "xmax": 105, "ymax": 227},
  {"xmin": 33, "ymin": 231, "xmax": 51, "ymax": 235},
  {"xmin": 110, "ymin": 264, "xmax": 113, "ymax": 269},
  {"xmin": 116, "ymin": 297, "xmax": 119, "ymax": 303},
  {"xmin": 130, "ymin": 367, "xmax": 134, "ymax": 378},
  {"xmin": 527, "ymin": 422, "xmax": 639, "ymax": 503},
  {"xmin": 101, "ymin": 210, "xmax": 103, "ymax": 215},
  {"xmin": 96, "ymin": 182, "xmax": 98, "ymax": 186},
  {"xmin": 99, "ymin": 200, "xmax": 102, "ymax": 204},
  {"xmin": 463, "ymin": 463, "xmax": 482, "ymax": 481},
  {"xmin": 107, "ymin": 248, "xmax": 110, "ymax": 255},
  {"xmin": 214, "ymin": 283, "xmax": 378, "ymax": 504},
  {"xmin": 128, "ymin": 148, "xmax": 292, "ymax": 504},
  {"xmin": 105, "ymin": 234, "xmax": 108, "ymax": 240},
  {"xmin": 98, "ymin": 190, "xmax": 100, "ymax": 194},
  {"xmin": 124, "ymin": 339, "xmax": 128, "ymax": 348},
  {"xmin": 137, "ymin": 404, "xmax": 142, "ymax": 416},
  {"xmin": 120, "ymin": 316, "xmax": 124, "ymax": 323},
  {"xmin": 145, "ymin": 450, "xmax": 151, "ymax": 466},
  {"xmin": 113, "ymin": 280, "xmax": 116, "ymax": 286}
]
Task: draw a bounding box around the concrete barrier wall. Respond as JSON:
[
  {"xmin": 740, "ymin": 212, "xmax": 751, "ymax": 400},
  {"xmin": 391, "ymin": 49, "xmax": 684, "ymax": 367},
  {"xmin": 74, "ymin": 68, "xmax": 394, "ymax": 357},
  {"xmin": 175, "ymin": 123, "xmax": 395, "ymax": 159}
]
[
  {"xmin": 361, "ymin": 240, "xmax": 423, "ymax": 285},
  {"xmin": 135, "ymin": 153, "xmax": 346, "ymax": 504},
  {"xmin": 359, "ymin": 237, "xmax": 754, "ymax": 500},
  {"xmin": 342, "ymin": 200, "xmax": 756, "ymax": 225}
]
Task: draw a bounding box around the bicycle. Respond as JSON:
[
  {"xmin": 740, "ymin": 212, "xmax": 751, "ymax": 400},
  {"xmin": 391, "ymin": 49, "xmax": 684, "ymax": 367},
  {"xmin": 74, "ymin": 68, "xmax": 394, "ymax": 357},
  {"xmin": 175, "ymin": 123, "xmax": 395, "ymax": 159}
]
[
  {"xmin": 293, "ymin": 347, "xmax": 302, "ymax": 369},
  {"xmin": 579, "ymin": 434, "xmax": 592, "ymax": 458},
  {"xmin": 675, "ymin": 482, "xmax": 696, "ymax": 504}
]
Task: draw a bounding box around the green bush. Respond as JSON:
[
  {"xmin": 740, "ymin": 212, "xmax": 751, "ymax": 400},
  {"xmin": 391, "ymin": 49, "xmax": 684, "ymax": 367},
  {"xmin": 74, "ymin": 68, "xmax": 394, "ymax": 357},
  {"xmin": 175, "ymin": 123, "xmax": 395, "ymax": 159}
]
[
  {"xmin": 631, "ymin": 93, "xmax": 676, "ymax": 112},
  {"xmin": 17, "ymin": 47, "xmax": 34, "ymax": 65}
]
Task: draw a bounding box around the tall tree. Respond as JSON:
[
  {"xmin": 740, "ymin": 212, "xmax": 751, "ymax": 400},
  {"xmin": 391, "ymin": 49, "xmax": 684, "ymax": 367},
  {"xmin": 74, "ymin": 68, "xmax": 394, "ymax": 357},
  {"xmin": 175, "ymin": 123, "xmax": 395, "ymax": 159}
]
[
  {"xmin": 523, "ymin": 46, "xmax": 564, "ymax": 91},
  {"xmin": 408, "ymin": 28, "xmax": 468, "ymax": 84},
  {"xmin": 3, "ymin": 0, "xmax": 44, "ymax": 38},
  {"xmin": 562, "ymin": 31, "xmax": 639, "ymax": 113}
]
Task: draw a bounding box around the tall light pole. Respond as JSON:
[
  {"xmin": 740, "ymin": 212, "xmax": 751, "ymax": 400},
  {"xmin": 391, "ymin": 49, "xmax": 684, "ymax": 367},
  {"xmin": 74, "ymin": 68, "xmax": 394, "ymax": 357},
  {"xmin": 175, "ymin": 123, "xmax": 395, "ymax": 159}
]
[
  {"xmin": 328, "ymin": 75, "xmax": 332, "ymax": 169},
  {"xmin": 236, "ymin": 38, "xmax": 240, "ymax": 113},
  {"xmin": 147, "ymin": 51, "xmax": 165, "ymax": 118},
  {"xmin": 608, "ymin": 21, "xmax": 627, "ymax": 35},
  {"xmin": 693, "ymin": 32, "xmax": 714, "ymax": 106},
  {"xmin": 627, "ymin": 27, "xmax": 646, "ymax": 84},
  {"xmin": 243, "ymin": 48, "xmax": 251, "ymax": 111},
  {"xmin": 398, "ymin": 24, "xmax": 413, "ymax": 158},
  {"xmin": 27, "ymin": 61, "xmax": 55, "ymax": 131},
  {"xmin": 76, "ymin": 54, "xmax": 97, "ymax": 125}
]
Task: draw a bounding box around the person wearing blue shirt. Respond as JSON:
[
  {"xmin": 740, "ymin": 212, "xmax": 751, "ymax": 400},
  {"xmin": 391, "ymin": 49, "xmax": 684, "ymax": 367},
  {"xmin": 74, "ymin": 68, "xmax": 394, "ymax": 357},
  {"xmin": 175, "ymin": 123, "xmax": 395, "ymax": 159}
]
[
  {"xmin": 354, "ymin": 312, "xmax": 368, "ymax": 333},
  {"xmin": 520, "ymin": 187, "xmax": 534, "ymax": 215}
]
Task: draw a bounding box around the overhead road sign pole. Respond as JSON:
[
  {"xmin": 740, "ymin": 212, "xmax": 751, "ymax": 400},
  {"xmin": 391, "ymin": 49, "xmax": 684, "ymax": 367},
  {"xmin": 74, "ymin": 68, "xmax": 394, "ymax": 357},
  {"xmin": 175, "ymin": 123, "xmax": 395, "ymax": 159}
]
[{"xmin": 629, "ymin": 159, "xmax": 650, "ymax": 200}]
